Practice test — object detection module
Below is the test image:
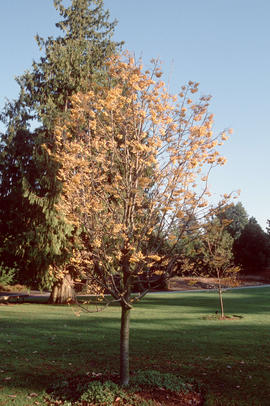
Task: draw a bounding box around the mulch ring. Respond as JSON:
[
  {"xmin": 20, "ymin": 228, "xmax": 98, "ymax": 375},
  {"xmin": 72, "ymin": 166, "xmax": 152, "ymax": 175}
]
[
  {"xmin": 45, "ymin": 373, "xmax": 204, "ymax": 406},
  {"xmin": 46, "ymin": 390, "xmax": 203, "ymax": 405},
  {"xmin": 202, "ymin": 314, "xmax": 243, "ymax": 321}
]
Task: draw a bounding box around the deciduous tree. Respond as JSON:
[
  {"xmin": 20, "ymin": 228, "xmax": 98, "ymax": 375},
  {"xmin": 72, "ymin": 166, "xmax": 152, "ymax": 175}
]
[
  {"xmin": 197, "ymin": 218, "xmax": 240, "ymax": 318},
  {"xmin": 52, "ymin": 54, "xmax": 232, "ymax": 384}
]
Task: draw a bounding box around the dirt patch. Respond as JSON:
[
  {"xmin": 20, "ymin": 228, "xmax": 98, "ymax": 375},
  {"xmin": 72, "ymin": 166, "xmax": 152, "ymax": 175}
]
[
  {"xmin": 46, "ymin": 388, "xmax": 203, "ymax": 406},
  {"xmin": 133, "ymin": 388, "xmax": 203, "ymax": 405},
  {"xmin": 202, "ymin": 314, "xmax": 243, "ymax": 321}
]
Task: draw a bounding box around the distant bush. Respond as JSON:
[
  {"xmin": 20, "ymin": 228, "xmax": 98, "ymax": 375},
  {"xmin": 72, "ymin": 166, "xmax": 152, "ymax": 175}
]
[
  {"xmin": 0, "ymin": 262, "xmax": 30, "ymax": 292},
  {"xmin": 0, "ymin": 263, "xmax": 16, "ymax": 286},
  {"xmin": 0, "ymin": 283, "xmax": 29, "ymax": 293}
]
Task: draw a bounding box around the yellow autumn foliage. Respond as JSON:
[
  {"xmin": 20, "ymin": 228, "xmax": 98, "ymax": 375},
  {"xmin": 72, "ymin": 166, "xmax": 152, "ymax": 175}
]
[{"xmin": 51, "ymin": 52, "xmax": 233, "ymax": 305}]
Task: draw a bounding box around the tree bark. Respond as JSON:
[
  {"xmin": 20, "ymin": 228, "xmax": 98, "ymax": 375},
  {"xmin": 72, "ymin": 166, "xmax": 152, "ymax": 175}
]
[
  {"xmin": 120, "ymin": 304, "xmax": 131, "ymax": 386},
  {"xmin": 48, "ymin": 273, "xmax": 75, "ymax": 304},
  {"xmin": 218, "ymin": 278, "xmax": 225, "ymax": 319}
]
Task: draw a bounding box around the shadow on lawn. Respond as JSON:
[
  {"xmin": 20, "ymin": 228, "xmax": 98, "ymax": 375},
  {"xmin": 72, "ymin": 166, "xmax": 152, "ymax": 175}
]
[
  {"xmin": 139, "ymin": 288, "xmax": 270, "ymax": 315},
  {"xmin": 1, "ymin": 316, "xmax": 270, "ymax": 406},
  {"xmin": 0, "ymin": 289, "xmax": 270, "ymax": 405}
]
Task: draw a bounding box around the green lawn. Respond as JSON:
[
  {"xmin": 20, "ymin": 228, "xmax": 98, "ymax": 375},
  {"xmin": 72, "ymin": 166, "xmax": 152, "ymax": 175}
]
[{"xmin": 0, "ymin": 287, "xmax": 270, "ymax": 405}]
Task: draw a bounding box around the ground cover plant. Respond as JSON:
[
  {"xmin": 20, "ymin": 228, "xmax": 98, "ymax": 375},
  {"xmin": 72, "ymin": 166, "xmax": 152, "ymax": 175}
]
[
  {"xmin": 0, "ymin": 287, "xmax": 270, "ymax": 405},
  {"xmin": 46, "ymin": 369, "xmax": 200, "ymax": 405}
]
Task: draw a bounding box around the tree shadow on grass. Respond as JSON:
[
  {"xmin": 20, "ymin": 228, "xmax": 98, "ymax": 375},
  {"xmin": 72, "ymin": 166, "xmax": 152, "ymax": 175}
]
[
  {"xmin": 0, "ymin": 289, "xmax": 270, "ymax": 404},
  {"xmin": 138, "ymin": 287, "xmax": 270, "ymax": 315}
]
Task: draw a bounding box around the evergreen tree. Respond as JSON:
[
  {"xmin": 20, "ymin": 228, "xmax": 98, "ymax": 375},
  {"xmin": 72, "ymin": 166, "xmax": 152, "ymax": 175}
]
[
  {"xmin": 216, "ymin": 202, "xmax": 248, "ymax": 240},
  {"xmin": 266, "ymin": 219, "xmax": 270, "ymax": 236},
  {"xmin": 234, "ymin": 217, "xmax": 270, "ymax": 274},
  {"xmin": 0, "ymin": 0, "xmax": 122, "ymax": 299}
]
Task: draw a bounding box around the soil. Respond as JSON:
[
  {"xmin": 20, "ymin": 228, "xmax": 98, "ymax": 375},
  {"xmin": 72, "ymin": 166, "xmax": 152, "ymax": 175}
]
[
  {"xmin": 45, "ymin": 373, "xmax": 204, "ymax": 406},
  {"xmin": 202, "ymin": 314, "xmax": 243, "ymax": 321},
  {"xmin": 131, "ymin": 388, "xmax": 203, "ymax": 405},
  {"xmin": 46, "ymin": 390, "xmax": 203, "ymax": 405}
]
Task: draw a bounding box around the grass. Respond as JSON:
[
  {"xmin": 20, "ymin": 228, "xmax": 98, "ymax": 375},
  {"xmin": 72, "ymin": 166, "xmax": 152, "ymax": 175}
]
[{"xmin": 0, "ymin": 287, "xmax": 270, "ymax": 405}]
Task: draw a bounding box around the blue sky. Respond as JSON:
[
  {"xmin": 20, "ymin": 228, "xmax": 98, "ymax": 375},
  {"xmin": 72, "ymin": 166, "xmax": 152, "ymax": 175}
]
[{"xmin": 0, "ymin": 0, "xmax": 269, "ymax": 228}]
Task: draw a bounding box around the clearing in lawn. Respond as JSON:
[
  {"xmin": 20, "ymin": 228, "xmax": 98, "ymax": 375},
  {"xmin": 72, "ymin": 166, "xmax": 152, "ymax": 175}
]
[{"xmin": 0, "ymin": 287, "xmax": 269, "ymax": 405}]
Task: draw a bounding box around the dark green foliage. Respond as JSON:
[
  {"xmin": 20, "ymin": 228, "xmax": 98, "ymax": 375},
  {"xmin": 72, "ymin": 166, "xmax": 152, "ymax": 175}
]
[
  {"xmin": 0, "ymin": 114, "xmax": 75, "ymax": 287},
  {"xmin": 49, "ymin": 377, "xmax": 126, "ymax": 404},
  {"xmin": 266, "ymin": 219, "xmax": 270, "ymax": 236},
  {"xmin": 216, "ymin": 203, "xmax": 270, "ymax": 274},
  {"xmin": 49, "ymin": 377, "xmax": 89, "ymax": 402},
  {"xmin": 0, "ymin": 0, "xmax": 122, "ymax": 288},
  {"xmin": 80, "ymin": 381, "xmax": 126, "ymax": 405},
  {"xmin": 0, "ymin": 263, "xmax": 17, "ymax": 286},
  {"xmin": 48, "ymin": 371, "xmax": 190, "ymax": 405},
  {"xmin": 233, "ymin": 217, "xmax": 270, "ymax": 273},
  {"xmin": 16, "ymin": 0, "xmax": 122, "ymax": 127},
  {"xmin": 216, "ymin": 202, "xmax": 249, "ymax": 240},
  {"xmin": 130, "ymin": 370, "xmax": 191, "ymax": 393}
]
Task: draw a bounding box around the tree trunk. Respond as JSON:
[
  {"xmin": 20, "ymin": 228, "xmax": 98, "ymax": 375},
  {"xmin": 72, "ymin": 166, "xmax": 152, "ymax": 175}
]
[
  {"xmin": 218, "ymin": 278, "xmax": 225, "ymax": 319},
  {"xmin": 120, "ymin": 304, "xmax": 130, "ymax": 386},
  {"xmin": 48, "ymin": 273, "xmax": 75, "ymax": 304}
]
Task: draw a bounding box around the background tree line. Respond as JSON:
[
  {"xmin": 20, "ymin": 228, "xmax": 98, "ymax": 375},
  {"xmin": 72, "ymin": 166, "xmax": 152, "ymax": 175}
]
[{"xmin": 176, "ymin": 202, "xmax": 270, "ymax": 279}]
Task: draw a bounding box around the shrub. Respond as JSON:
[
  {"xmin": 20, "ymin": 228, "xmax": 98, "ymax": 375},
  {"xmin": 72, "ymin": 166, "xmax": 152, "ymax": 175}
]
[
  {"xmin": 0, "ymin": 264, "xmax": 16, "ymax": 286},
  {"xmin": 130, "ymin": 370, "xmax": 191, "ymax": 393},
  {"xmin": 80, "ymin": 380, "xmax": 125, "ymax": 405},
  {"xmin": 49, "ymin": 379, "xmax": 86, "ymax": 401},
  {"xmin": 48, "ymin": 372, "xmax": 194, "ymax": 405},
  {"xmin": 0, "ymin": 283, "xmax": 29, "ymax": 293}
]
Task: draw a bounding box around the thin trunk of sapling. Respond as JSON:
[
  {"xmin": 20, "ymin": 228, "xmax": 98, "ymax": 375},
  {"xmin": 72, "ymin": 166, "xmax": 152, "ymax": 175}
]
[
  {"xmin": 120, "ymin": 304, "xmax": 131, "ymax": 386},
  {"xmin": 217, "ymin": 270, "xmax": 225, "ymax": 319}
]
